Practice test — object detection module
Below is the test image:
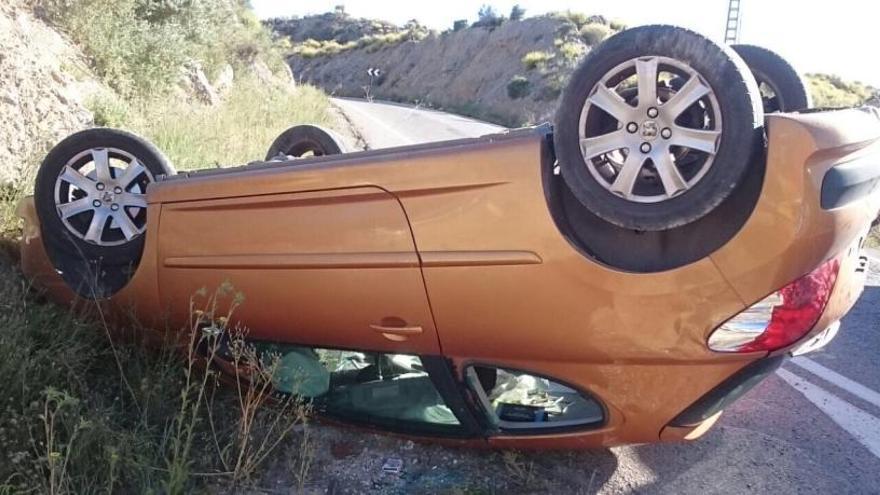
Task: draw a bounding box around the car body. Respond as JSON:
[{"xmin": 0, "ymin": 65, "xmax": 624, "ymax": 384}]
[{"xmin": 18, "ymin": 107, "xmax": 880, "ymax": 449}]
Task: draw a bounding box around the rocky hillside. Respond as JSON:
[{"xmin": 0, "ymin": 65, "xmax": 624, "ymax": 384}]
[
  {"xmin": 265, "ymin": 8, "xmax": 403, "ymax": 43},
  {"xmin": 274, "ymin": 10, "xmax": 877, "ymax": 126},
  {"xmin": 0, "ymin": 0, "xmax": 303, "ymax": 185},
  {"xmin": 277, "ymin": 11, "xmax": 622, "ymax": 126},
  {"xmin": 0, "ymin": 0, "xmax": 101, "ymax": 184}
]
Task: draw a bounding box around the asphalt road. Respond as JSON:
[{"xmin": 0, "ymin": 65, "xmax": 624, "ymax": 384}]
[
  {"xmin": 331, "ymin": 98, "xmax": 880, "ymax": 494},
  {"xmin": 331, "ymin": 97, "xmax": 505, "ymax": 148}
]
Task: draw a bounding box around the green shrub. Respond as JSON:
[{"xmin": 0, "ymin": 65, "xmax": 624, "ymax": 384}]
[
  {"xmin": 554, "ymin": 21, "xmax": 578, "ymax": 40},
  {"xmin": 38, "ymin": 0, "xmax": 286, "ymax": 98},
  {"xmin": 558, "ymin": 42, "xmax": 585, "ymax": 63},
  {"xmin": 295, "ymin": 28, "xmax": 426, "ymax": 58},
  {"xmin": 507, "ymin": 76, "xmax": 532, "ymax": 99},
  {"xmin": 558, "ymin": 10, "xmax": 590, "ymax": 28},
  {"xmin": 522, "ymin": 51, "xmax": 553, "ymax": 70},
  {"xmin": 807, "ymin": 73, "xmax": 875, "ymax": 108},
  {"xmin": 538, "ymin": 73, "xmax": 566, "ymax": 101},
  {"xmin": 510, "ymin": 4, "xmax": 526, "ymax": 21},
  {"xmin": 296, "ymin": 45, "xmax": 320, "ymax": 58},
  {"xmin": 363, "ymin": 32, "xmax": 413, "ymax": 51},
  {"xmin": 453, "ymin": 19, "xmax": 468, "ymax": 31},
  {"xmin": 609, "ymin": 19, "xmax": 628, "ymax": 31},
  {"xmin": 301, "ymin": 38, "xmax": 323, "ymax": 49},
  {"xmin": 580, "ymin": 23, "xmax": 612, "ymax": 45},
  {"xmin": 87, "ymin": 94, "xmax": 131, "ymax": 127},
  {"xmin": 475, "ymin": 5, "xmax": 505, "ymax": 28},
  {"xmin": 868, "ymin": 226, "xmax": 880, "ymax": 248}
]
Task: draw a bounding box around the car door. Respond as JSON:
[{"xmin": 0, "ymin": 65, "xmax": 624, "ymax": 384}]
[{"xmin": 156, "ymin": 186, "xmax": 440, "ymax": 354}]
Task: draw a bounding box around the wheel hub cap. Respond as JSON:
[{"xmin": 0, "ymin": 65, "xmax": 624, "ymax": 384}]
[
  {"xmin": 640, "ymin": 120, "xmax": 659, "ymax": 140},
  {"xmin": 52, "ymin": 147, "xmax": 154, "ymax": 246},
  {"xmin": 577, "ymin": 56, "xmax": 723, "ymax": 203}
]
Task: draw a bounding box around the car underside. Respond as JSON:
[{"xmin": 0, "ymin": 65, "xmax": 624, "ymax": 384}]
[{"xmin": 17, "ymin": 25, "xmax": 880, "ymax": 449}]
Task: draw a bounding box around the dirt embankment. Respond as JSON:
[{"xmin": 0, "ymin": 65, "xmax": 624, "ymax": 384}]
[
  {"xmin": 283, "ymin": 14, "xmax": 620, "ymax": 126},
  {"xmin": 0, "ymin": 0, "xmax": 301, "ymax": 184},
  {"xmin": 0, "ymin": 0, "xmax": 101, "ymax": 184}
]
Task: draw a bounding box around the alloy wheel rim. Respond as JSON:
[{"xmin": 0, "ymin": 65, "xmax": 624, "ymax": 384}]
[
  {"xmin": 53, "ymin": 147, "xmax": 153, "ymax": 246},
  {"xmin": 577, "ymin": 56, "xmax": 723, "ymax": 203}
]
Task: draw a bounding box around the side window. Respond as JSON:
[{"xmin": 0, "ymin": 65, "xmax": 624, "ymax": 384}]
[
  {"xmin": 255, "ymin": 344, "xmax": 462, "ymax": 433},
  {"xmin": 466, "ymin": 365, "xmax": 604, "ymax": 431}
]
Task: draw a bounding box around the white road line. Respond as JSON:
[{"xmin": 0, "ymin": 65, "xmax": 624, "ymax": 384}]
[
  {"xmin": 777, "ymin": 368, "xmax": 880, "ymax": 459},
  {"xmin": 791, "ymin": 357, "xmax": 880, "ymax": 410}
]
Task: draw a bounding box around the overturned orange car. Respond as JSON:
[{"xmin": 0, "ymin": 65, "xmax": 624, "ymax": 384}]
[{"xmin": 17, "ymin": 26, "xmax": 880, "ymax": 448}]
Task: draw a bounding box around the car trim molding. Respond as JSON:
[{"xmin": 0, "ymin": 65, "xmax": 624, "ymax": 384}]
[
  {"xmin": 420, "ymin": 250, "xmax": 543, "ymax": 267},
  {"xmin": 163, "ymin": 252, "xmax": 420, "ymax": 269},
  {"xmin": 163, "ymin": 250, "xmax": 544, "ymax": 269}
]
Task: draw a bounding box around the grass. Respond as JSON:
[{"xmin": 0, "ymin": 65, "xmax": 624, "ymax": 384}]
[
  {"xmin": 0, "ymin": 29, "xmax": 334, "ymax": 495},
  {"xmin": 120, "ymin": 79, "xmax": 333, "ymax": 170},
  {"xmin": 0, "ymin": 255, "xmax": 311, "ymax": 492},
  {"xmin": 0, "ymin": 0, "xmax": 338, "ymax": 491},
  {"xmin": 37, "ymin": 0, "xmax": 288, "ymax": 99}
]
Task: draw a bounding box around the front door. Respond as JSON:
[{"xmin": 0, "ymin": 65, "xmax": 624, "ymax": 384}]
[{"xmin": 157, "ymin": 186, "xmax": 440, "ymax": 354}]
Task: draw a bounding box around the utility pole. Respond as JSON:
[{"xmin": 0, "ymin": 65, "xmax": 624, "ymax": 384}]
[{"xmin": 724, "ymin": 0, "xmax": 742, "ymax": 44}]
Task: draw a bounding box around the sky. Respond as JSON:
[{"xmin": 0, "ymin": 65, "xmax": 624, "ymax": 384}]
[{"xmin": 251, "ymin": 0, "xmax": 879, "ymax": 87}]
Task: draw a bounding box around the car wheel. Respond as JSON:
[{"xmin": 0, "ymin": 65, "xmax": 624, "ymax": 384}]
[
  {"xmin": 265, "ymin": 124, "xmax": 348, "ymax": 161},
  {"xmin": 34, "ymin": 128, "xmax": 173, "ymax": 296},
  {"xmin": 732, "ymin": 44, "xmax": 812, "ymax": 113},
  {"xmin": 554, "ymin": 25, "xmax": 764, "ymax": 231}
]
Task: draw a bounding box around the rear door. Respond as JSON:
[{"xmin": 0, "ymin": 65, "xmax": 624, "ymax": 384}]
[{"xmin": 156, "ymin": 186, "xmax": 440, "ymax": 354}]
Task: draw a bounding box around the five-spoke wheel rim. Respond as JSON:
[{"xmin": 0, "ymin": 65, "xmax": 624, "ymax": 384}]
[
  {"xmin": 53, "ymin": 147, "xmax": 153, "ymax": 246},
  {"xmin": 578, "ymin": 56, "xmax": 723, "ymax": 203}
]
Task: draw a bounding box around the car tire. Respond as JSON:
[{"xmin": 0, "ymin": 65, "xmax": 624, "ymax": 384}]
[
  {"xmin": 554, "ymin": 25, "xmax": 764, "ymax": 231},
  {"xmin": 265, "ymin": 124, "xmax": 348, "ymax": 161},
  {"xmin": 732, "ymin": 44, "xmax": 812, "ymax": 113},
  {"xmin": 34, "ymin": 128, "xmax": 173, "ymax": 296}
]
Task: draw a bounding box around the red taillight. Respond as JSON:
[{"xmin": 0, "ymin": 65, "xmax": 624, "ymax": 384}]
[{"xmin": 708, "ymin": 258, "xmax": 840, "ymax": 353}]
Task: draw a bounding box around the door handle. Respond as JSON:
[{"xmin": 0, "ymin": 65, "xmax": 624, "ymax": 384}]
[{"xmin": 370, "ymin": 323, "xmax": 423, "ymax": 342}]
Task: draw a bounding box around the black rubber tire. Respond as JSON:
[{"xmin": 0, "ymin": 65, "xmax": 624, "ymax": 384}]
[
  {"xmin": 265, "ymin": 125, "xmax": 347, "ymax": 160},
  {"xmin": 732, "ymin": 44, "xmax": 812, "ymax": 113},
  {"xmin": 554, "ymin": 25, "xmax": 764, "ymax": 231},
  {"xmin": 34, "ymin": 128, "xmax": 174, "ymax": 296}
]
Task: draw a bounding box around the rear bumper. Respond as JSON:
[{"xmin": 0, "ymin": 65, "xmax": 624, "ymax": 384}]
[
  {"xmin": 668, "ymin": 355, "xmax": 785, "ymax": 428},
  {"xmin": 822, "ymin": 154, "xmax": 880, "ymax": 210}
]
